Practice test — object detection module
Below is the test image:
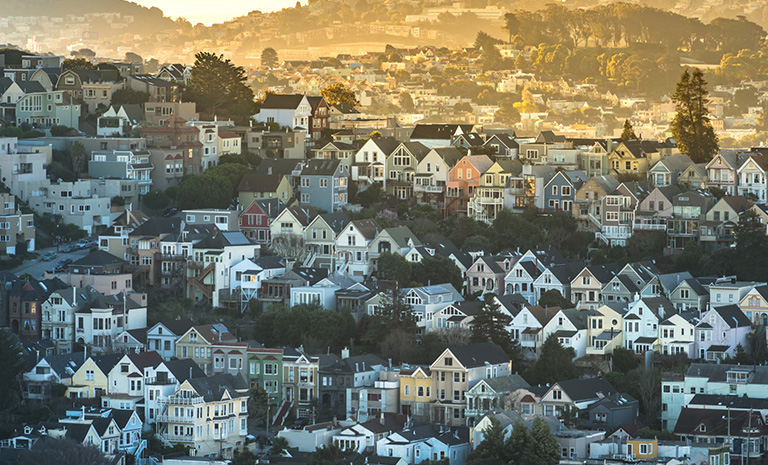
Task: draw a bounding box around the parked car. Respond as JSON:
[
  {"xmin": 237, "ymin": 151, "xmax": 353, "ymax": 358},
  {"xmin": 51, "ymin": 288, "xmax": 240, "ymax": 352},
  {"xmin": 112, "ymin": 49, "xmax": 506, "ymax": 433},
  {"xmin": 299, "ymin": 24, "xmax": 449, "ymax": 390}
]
[
  {"xmin": 75, "ymin": 239, "xmax": 97, "ymax": 249},
  {"xmin": 61, "ymin": 245, "xmax": 76, "ymax": 253},
  {"xmin": 292, "ymin": 417, "xmax": 310, "ymax": 429},
  {"xmin": 162, "ymin": 207, "xmax": 179, "ymax": 218},
  {"xmin": 54, "ymin": 258, "xmax": 73, "ymax": 272},
  {"xmin": 42, "ymin": 251, "xmax": 57, "ymax": 261}
]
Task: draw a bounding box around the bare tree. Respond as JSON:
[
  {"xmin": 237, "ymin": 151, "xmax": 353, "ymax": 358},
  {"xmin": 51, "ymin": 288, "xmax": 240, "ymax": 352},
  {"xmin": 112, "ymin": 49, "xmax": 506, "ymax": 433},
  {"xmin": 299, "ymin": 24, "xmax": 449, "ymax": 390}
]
[
  {"xmin": 433, "ymin": 327, "xmax": 471, "ymax": 346},
  {"xmin": 270, "ymin": 233, "xmax": 309, "ymax": 263}
]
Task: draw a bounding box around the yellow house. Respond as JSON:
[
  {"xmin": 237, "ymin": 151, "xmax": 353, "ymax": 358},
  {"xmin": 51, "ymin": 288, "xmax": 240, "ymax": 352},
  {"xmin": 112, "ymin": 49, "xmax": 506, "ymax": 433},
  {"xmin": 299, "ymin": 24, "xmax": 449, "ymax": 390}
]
[
  {"xmin": 175, "ymin": 324, "xmax": 236, "ymax": 376},
  {"xmin": 237, "ymin": 173, "xmax": 294, "ymax": 208},
  {"xmin": 586, "ymin": 303, "xmax": 625, "ymax": 355},
  {"xmin": 627, "ymin": 438, "xmax": 658, "ymax": 459},
  {"xmin": 66, "ymin": 353, "xmax": 122, "ymax": 398},
  {"xmin": 608, "ymin": 141, "xmax": 649, "ymax": 177},
  {"xmin": 399, "ymin": 366, "xmax": 433, "ymax": 421}
]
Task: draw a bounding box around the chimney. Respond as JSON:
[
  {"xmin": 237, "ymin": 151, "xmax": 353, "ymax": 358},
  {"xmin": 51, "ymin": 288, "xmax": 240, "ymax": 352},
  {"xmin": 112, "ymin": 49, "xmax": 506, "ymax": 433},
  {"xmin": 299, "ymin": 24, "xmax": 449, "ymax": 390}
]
[
  {"xmin": 341, "ymin": 347, "xmax": 350, "ymax": 359},
  {"xmin": 379, "ymin": 412, "xmax": 385, "ymax": 425}
]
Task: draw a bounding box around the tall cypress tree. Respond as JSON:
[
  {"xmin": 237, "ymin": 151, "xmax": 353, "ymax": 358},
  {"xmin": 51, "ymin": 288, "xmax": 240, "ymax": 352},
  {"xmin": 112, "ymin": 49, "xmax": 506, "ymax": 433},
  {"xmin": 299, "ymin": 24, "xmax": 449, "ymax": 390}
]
[
  {"xmin": 621, "ymin": 119, "xmax": 637, "ymax": 140},
  {"xmin": 671, "ymin": 68, "xmax": 718, "ymax": 163}
]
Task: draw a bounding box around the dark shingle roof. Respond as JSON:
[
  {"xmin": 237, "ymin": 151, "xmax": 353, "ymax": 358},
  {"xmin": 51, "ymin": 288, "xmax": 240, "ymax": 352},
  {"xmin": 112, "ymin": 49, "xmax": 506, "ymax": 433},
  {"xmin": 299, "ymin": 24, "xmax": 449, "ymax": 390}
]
[
  {"xmin": 237, "ymin": 173, "xmax": 285, "ymax": 193},
  {"xmin": 260, "ymin": 93, "xmax": 305, "ymax": 110},
  {"xmin": 188, "ymin": 373, "xmax": 249, "ymax": 401},
  {"xmin": 555, "ymin": 377, "xmax": 617, "ymax": 403},
  {"xmin": 72, "ymin": 250, "xmax": 125, "ymax": 267},
  {"xmin": 447, "ymin": 341, "xmax": 508, "ymax": 368}
]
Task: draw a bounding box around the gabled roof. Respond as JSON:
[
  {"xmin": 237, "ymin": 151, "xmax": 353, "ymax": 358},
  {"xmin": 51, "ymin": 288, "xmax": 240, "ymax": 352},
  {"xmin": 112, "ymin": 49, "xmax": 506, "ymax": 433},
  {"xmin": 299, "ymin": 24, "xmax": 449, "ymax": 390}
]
[
  {"xmin": 284, "ymin": 205, "xmax": 319, "ymax": 227},
  {"xmin": 153, "ymin": 318, "xmax": 195, "ymax": 337},
  {"xmin": 380, "ymin": 226, "xmax": 421, "ymax": 249},
  {"xmin": 554, "ymin": 377, "xmax": 617, "ymax": 403},
  {"xmin": 674, "ymin": 407, "xmax": 767, "ymax": 437},
  {"xmin": 652, "ymin": 154, "xmax": 694, "ymax": 172},
  {"xmin": 430, "ymin": 147, "xmax": 464, "ymax": 166},
  {"xmin": 579, "ymin": 264, "xmax": 619, "ymax": 283},
  {"xmin": 350, "ymin": 219, "xmax": 381, "ymax": 240},
  {"xmin": 370, "ymin": 136, "xmax": 400, "ymax": 155},
  {"xmin": 255, "ymin": 158, "xmax": 303, "ymax": 176},
  {"xmin": 130, "ymin": 217, "xmax": 182, "ymax": 238},
  {"xmin": 445, "ymin": 341, "xmax": 508, "ymax": 369},
  {"xmin": 316, "ymin": 211, "xmax": 350, "ymax": 234},
  {"xmin": 722, "ymin": 195, "xmax": 751, "ymax": 213},
  {"xmin": 90, "ymin": 353, "xmax": 123, "ymax": 376},
  {"xmin": 126, "ymin": 351, "xmax": 163, "ymax": 371},
  {"xmin": 713, "ymin": 304, "xmax": 751, "ymax": 328},
  {"xmin": 400, "ymin": 142, "xmax": 430, "ymax": 161},
  {"xmin": 536, "ymin": 130, "xmax": 566, "ymax": 144},
  {"xmin": 301, "ymin": 158, "xmax": 342, "ymax": 176},
  {"xmin": 479, "ymin": 373, "xmax": 530, "ymax": 393},
  {"xmin": 188, "ymin": 324, "xmax": 236, "ymax": 345},
  {"xmin": 260, "ymin": 93, "xmax": 305, "ymax": 110},
  {"xmin": 187, "ymin": 373, "xmax": 249, "ymax": 401},
  {"xmin": 463, "ymin": 154, "xmax": 494, "ymax": 174},
  {"xmin": 164, "ymin": 358, "xmax": 206, "ymax": 381},
  {"xmin": 410, "ymin": 124, "xmax": 473, "ymax": 141},
  {"xmin": 72, "ymin": 250, "xmax": 125, "ymax": 267},
  {"xmin": 237, "ymin": 173, "xmax": 287, "ymax": 193}
]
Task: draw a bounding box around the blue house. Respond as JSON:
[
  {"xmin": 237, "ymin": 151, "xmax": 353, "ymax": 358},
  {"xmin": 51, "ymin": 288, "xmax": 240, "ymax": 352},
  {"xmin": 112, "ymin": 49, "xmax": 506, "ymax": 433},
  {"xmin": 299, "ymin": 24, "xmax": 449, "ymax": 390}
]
[
  {"xmin": 543, "ymin": 170, "xmax": 588, "ymax": 214},
  {"xmin": 299, "ymin": 159, "xmax": 349, "ymax": 213}
]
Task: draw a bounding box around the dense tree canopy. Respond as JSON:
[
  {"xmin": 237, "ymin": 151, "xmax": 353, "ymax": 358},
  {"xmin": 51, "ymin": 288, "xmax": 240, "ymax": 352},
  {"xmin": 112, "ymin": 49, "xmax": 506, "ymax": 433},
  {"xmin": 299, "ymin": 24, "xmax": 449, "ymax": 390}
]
[
  {"xmin": 261, "ymin": 47, "xmax": 279, "ymax": 69},
  {"xmin": 321, "ymin": 83, "xmax": 359, "ymax": 106},
  {"xmin": 184, "ymin": 52, "xmax": 257, "ymax": 124},
  {"xmin": 671, "ymin": 69, "xmax": 719, "ymax": 163}
]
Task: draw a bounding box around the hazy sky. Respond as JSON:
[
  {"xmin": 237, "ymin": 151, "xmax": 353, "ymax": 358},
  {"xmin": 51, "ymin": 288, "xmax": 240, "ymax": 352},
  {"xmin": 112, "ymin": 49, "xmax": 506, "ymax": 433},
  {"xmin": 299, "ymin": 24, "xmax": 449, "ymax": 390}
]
[{"xmin": 132, "ymin": 0, "xmax": 304, "ymax": 25}]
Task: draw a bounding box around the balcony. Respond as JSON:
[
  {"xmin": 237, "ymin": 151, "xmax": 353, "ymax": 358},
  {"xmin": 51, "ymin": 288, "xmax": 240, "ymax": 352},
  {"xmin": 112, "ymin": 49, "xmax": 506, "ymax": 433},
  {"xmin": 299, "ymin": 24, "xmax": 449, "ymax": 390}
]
[
  {"xmin": 157, "ymin": 395, "xmax": 204, "ymax": 406},
  {"xmin": 158, "ymin": 433, "xmax": 194, "ymax": 443},
  {"xmin": 633, "ymin": 222, "xmax": 666, "ymax": 231},
  {"xmin": 414, "ymin": 184, "xmax": 444, "ymax": 193},
  {"xmin": 155, "ymin": 414, "xmax": 195, "ymax": 424}
]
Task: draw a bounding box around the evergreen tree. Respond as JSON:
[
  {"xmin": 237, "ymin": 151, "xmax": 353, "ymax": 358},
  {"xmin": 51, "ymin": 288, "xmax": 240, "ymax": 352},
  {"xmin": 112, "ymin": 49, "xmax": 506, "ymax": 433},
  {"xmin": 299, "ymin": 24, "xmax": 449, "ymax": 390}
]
[
  {"xmin": 470, "ymin": 294, "xmax": 519, "ymax": 361},
  {"xmin": 671, "ymin": 68, "xmax": 718, "ymax": 163},
  {"xmin": 184, "ymin": 52, "xmax": 257, "ymax": 123},
  {"xmin": 621, "ymin": 119, "xmax": 637, "ymax": 140},
  {"xmin": 0, "ymin": 329, "xmax": 25, "ymax": 411},
  {"xmin": 261, "ymin": 47, "xmax": 279, "ymax": 69},
  {"xmin": 527, "ymin": 335, "xmax": 578, "ymax": 385},
  {"xmin": 529, "ymin": 417, "xmax": 561, "ymax": 465},
  {"xmin": 467, "ymin": 417, "xmax": 507, "ymax": 465}
]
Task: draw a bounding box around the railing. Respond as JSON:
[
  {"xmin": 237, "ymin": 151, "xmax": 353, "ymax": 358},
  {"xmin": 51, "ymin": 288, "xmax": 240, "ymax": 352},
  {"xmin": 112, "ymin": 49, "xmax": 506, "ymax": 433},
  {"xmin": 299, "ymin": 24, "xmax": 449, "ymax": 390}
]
[
  {"xmin": 633, "ymin": 223, "xmax": 666, "ymax": 231},
  {"xmin": 157, "ymin": 433, "xmax": 194, "ymax": 443},
  {"xmin": 155, "ymin": 414, "xmax": 195, "ymax": 424},
  {"xmin": 145, "ymin": 376, "xmax": 176, "ymax": 385},
  {"xmin": 587, "ymin": 212, "xmax": 602, "ymax": 227},
  {"xmin": 414, "ymin": 184, "xmax": 444, "ymax": 193},
  {"xmin": 157, "ymin": 396, "xmax": 204, "ymax": 405}
]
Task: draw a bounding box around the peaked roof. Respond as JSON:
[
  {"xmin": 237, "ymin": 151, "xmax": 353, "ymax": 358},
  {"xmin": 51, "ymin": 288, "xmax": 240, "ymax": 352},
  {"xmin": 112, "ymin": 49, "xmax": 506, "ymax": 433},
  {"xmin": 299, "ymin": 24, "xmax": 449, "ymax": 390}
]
[
  {"xmin": 445, "ymin": 341, "xmax": 508, "ymax": 368},
  {"xmin": 284, "ymin": 205, "xmax": 319, "ymax": 227},
  {"xmin": 411, "ymin": 124, "xmax": 473, "ymax": 140},
  {"xmin": 554, "ymin": 377, "xmax": 617, "ymax": 403},
  {"xmin": 237, "ymin": 173, "xmax": 286, "ymax": 193},
  {"xmin": 260, "ymin": 93, "xmax": 305, "ymax": 110},
  {"xmin": 187, "ymin": 373, "xmax": 249, "ymax": 401}
]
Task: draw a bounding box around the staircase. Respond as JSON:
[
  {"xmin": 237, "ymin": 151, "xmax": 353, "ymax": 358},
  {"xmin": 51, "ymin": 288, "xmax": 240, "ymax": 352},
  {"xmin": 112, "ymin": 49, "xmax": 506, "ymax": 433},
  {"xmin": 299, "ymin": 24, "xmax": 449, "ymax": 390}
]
[
  {"xmin": 337, "ymin": 260, "xmax": 349, "ymax": 276},
  {"xmin": 187, "ymin": 262, "xmax": 215, "ymax": 303},
  {"xmin": 273, "ymin": 400, "xmax": 293, "ymax": 427},
  {"xmin": 303, "ymin": 251, "xmax": 316, "ymax": 268}
]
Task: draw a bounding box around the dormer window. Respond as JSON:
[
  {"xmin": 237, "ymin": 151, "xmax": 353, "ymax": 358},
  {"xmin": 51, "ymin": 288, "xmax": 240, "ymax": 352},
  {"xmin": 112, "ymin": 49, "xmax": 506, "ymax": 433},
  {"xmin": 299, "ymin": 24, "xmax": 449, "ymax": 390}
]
[{"xmin": 698, "ymin": 424, "xmax": 707, "ymax": 432}]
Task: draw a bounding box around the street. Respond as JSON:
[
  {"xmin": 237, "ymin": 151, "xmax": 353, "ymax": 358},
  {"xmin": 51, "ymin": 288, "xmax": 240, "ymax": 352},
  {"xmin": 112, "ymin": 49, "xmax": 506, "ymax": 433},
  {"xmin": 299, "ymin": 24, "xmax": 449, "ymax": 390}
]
[{"xmin": 11, "ymin": 246, "xmax": 92, "ymax": 279}]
